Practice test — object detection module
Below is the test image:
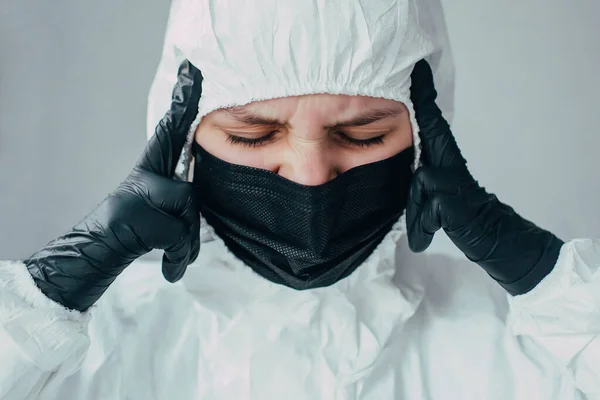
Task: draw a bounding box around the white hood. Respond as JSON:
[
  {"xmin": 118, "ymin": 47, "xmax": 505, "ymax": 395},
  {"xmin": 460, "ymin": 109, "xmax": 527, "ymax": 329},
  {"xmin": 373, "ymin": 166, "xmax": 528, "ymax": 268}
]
[{"xmin": 146, "ymin": 0, "xmax": 455, "ymax": 180}]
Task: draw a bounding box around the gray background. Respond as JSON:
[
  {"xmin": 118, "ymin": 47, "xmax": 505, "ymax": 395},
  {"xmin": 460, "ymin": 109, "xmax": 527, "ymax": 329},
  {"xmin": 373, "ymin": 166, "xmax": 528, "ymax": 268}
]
[{"xmin": 1, "ymin": 0, "xmax": 599, "ymax": 260}]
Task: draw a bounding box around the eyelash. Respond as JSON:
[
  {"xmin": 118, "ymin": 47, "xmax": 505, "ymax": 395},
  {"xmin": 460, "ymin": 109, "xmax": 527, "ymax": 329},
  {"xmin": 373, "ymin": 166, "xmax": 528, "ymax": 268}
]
[
  {"xmin": 225, "ymin": 130, "xmax": 385, "ymax": 148},
  {"xmin": 225, "ymin": 131, "xmax": 276, "ymax": 147},
  {"xmin": 338, "ymin": 134, "xmax": 385, "ymax": 148}
]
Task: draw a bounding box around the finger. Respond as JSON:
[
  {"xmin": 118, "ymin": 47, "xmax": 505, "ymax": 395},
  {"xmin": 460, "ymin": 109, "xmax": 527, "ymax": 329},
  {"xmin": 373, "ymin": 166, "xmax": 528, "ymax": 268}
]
[
  {"xmin": 406, "ymin": 171, "xmax": 437, "ymax": 253},
  {"xmin": 411, "ymin": 167, "xmax": 469, "ymax": 198},
  {"xmin": 410, "ymin": 60, "xmax": 439, "ymax": 119},
  {"xmin": 162, "ymin": 256, "xmax": 188, "ymax": 283},
  {"xmin": 161, "ymin": 197, "xmax": 201, "ymax": 283},
  {"xmin": 162, "ymin": 234, "xmax": 192, "ymax": 283},
  {"xmin": 420, "ymin": 124, "xmax": 468, "ymax": 171},
  {"xmin": 407, "ymin": 167, "xmax": 471, "ymax": 252},
  {"xmin": 407, "ymin": 209, "xmax": 435, "ymax": 253},
  {"xmin": 408, "ymin": 193, "xmax": 463, "ymax": 253},
  {"xmin": 177, "ymin": 182, "xmax": 200, "ymax": 227},
  {"xmin": 138, "ymin": 60, "xmax": 204, "ymax": 177},
  {"xmin": 132, "ymin": 171, "xmax": 198, "ymax": 217},
  {"xmin": 410, "ymin": 60, "xmax": 467, "ymax": 170},
  {"xmin": 176, "ymin": 180, "xmax": 200, "ymax": 265},
  {"xmin": 176, "ymin": 194, "xmax": 200, "ymax": 266},
  {"xmin": 188, "ymin": 218, "xmax": 201, "ymax": 265}
]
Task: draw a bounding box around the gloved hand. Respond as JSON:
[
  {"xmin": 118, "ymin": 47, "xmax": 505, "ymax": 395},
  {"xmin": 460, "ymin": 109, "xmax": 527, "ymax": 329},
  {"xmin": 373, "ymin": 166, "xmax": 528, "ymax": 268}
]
[
  {"xmin": 407, "ymin": 59, "xmax": 564, "ymax": 295},
  {"xmin": 25, "ymin": 60, "xmax": 204, "ymax": 311}
]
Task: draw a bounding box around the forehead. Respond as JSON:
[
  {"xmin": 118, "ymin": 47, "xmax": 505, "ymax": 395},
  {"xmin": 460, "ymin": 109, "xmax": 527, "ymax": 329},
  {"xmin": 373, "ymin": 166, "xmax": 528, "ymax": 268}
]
[{"xmin": 214, "ymin": 94, "xmax": 404, "ymax": 121}]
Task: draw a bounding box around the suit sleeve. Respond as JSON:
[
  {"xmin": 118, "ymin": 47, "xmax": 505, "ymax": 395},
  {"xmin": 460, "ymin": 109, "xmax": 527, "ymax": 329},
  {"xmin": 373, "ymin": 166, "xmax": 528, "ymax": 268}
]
[
  {"xmin": 0, "ymin": 261, "xmax": 91, "ymax": 400},
  {"xmin": 507, "ymin": 239, "xmax": 600, "ymax": 398}
]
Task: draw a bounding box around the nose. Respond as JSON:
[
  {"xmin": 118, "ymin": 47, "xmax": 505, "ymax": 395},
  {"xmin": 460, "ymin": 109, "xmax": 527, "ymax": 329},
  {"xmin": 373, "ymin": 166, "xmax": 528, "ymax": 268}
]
[{"xmin": 277, "ymin": 147, "xmax": 339, "ymax": 186}]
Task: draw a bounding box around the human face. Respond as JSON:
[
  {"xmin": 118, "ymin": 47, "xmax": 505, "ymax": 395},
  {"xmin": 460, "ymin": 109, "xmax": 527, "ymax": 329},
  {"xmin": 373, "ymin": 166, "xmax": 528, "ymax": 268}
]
[{"xmin": 194, "ymin": 94, "xmax": 413, "ymax": 186}]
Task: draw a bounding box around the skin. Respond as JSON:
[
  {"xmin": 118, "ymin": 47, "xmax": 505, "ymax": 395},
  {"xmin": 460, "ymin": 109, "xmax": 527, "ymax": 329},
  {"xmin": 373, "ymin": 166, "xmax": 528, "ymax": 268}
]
[{"xmin": 194, "ymin": 94, "xmax": 413, "ymax": 186}]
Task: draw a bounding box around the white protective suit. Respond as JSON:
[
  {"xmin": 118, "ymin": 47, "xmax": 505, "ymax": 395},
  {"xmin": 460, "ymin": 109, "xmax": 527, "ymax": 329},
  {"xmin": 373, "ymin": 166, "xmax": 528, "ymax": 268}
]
[{"xmin": 1, "ymin": 0, "xmax": 599, "ymax": 399}]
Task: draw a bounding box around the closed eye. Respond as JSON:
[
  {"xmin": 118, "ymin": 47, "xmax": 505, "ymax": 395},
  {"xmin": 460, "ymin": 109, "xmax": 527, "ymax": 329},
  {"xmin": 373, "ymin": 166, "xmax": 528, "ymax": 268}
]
[
  {"xmin": 225, "ymin": 130, "xmax": 278, "ymax": 147},
  {"xmin": 225, "ymin": 130, "xmax": 386, "ymax": 148},
  {"xmin": 334, "ymin": 131, "xmax": 386, "ymax": 147}
]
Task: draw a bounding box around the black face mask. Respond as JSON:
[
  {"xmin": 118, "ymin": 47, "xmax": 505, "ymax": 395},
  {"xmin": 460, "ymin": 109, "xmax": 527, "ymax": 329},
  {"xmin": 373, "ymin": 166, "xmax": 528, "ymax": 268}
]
[{"xmin": 192, "ymin": 142, "xmax": 414, "ymax": 290}]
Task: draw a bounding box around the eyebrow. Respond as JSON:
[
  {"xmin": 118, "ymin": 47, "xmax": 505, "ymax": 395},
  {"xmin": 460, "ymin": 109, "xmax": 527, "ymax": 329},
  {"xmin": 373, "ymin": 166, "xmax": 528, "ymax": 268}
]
[
  {"xmin": 327, "ymin": 107, "xmax": 404, "ymax": 129},
  {"xmin": 218, "ymin": 106, "xmax": 282, "ymax": 126},
  {"xmin": 218, "ymin": 106, "xmax": 404, "ymax": 128}
]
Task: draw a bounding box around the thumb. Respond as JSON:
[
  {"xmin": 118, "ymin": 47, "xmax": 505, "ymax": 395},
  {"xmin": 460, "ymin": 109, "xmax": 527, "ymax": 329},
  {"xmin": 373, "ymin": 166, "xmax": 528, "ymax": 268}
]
[
  {"xmin": 406, "ymin": 167, "xmax": 438, "ymax": 252},
  {"xmin": 162, "ymin": 187, "xmax": 200, "ymax": 282},
  {"xmin": 137, "ymin": 60, "xmax": 203, "ymax": 177},
  {"xmin": 162, "ymin": 235, "xmax": 192, "ymax": 283},
  {"xmin": 162, "ymin": 211, "xmax": 201, "ymax": 283},
  {"xmin": 410, "ymin": 60, "xmax": 467, "ymax": 170}
]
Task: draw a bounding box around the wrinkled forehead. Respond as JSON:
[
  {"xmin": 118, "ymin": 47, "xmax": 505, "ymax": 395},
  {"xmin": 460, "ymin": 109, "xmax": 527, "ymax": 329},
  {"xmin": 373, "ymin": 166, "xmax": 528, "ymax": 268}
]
[{"xmin": 212, "ymin": 94, "xmax": 407, "ymax": 121}]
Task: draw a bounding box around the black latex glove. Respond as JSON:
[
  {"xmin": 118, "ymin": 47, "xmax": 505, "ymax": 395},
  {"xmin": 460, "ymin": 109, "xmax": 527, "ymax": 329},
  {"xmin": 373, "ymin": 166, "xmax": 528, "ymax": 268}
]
[
  {"xmin": 407, "ymin": 59, "xmax": 564, "ymax": 295},
  {"xmin": 25, "ymin": 60, "xmax": 204, "ymax": 311}
]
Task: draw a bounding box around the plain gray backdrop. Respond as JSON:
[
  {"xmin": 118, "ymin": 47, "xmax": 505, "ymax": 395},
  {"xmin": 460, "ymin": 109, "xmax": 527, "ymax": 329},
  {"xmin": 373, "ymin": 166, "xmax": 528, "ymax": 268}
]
[{"xmin": 1, "ymin": 0, "xmax": 599, "ymax": 260}]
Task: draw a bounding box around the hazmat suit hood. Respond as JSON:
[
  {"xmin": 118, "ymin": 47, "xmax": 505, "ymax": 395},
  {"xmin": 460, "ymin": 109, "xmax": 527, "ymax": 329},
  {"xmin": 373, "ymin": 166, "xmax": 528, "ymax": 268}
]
[{"xmin": 147, "ymin": 0, "xmax": 455, "ymax": 184}]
